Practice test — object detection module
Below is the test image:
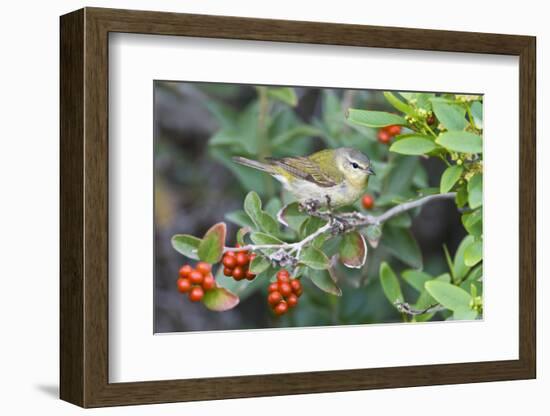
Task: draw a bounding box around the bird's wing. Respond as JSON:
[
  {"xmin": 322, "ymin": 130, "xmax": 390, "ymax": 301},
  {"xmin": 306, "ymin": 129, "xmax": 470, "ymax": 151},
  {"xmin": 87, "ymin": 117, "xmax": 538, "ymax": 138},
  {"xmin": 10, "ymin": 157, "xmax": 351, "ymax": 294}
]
[{"xmin": 266, "ymin": 156, "xmax": 340, "ymax": 188}]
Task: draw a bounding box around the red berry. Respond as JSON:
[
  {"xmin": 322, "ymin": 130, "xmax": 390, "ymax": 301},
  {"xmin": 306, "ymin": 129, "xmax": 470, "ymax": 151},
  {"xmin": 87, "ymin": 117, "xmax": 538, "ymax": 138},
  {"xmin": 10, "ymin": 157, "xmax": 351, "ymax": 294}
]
[
  {"xmin": 268, "ymin": 291, "xmax": 283, "ymax": 306},
  {"xmin": 232, "ymin": 266, "xmax": 245, "ymax": 280},
  {"xmin": 290, "ymin": 279, "xmax": 302, "ymax": 294},
  {"xmin": 202, "ymin": 274, "xmax": 216, "ymax": 291},
  {"xmin": 223, "ymin": 254, "xmax": 237, "ymax": 269},
  {"xmin": 223, "ymin": 267, "xmax": 234, "ymax": 276},
  {"xmin": 377, "ymin": 129, "xmax": 391, "ymax": 144},
  {"xmin": 177, "ymin": 278, "xmax": 191, "ymax": 293},
  {"xmin": 386, "ymin": 124, "xmax": 402, "ymax": 136},
  {"xmin": 268, "ymin": 282, "xmax": 279, "ymax": 293},
  {"xmin": 236, "ymin": 252, "xmax": 249, "ymax": 267},
  {"xmin": 287, "ymin": 293, "xmax": 298, "ymax": 308},
  {"xmin": 245, "ymin": 270, "xmax": 256, "ymax": 280},
  {"xmin": 427, "ymin": 114, "xmax": 436, "ymax": 125},
  {"xmin": 196, "ymin": 261, "xmax": 212, "ymax": 276},
  {"xmin": 278, "ymin": 281, "xmax": 292, "ymax": 297},
  {"xmin": 250, "ymin": 253, "xmax": 256, "ymax": 261},
  {"xmin": 362, "ymin": 194, "xmax": 375, "ymax": 210},
  {"xmin": 179, "ymin": 264, "xmax": 193, "ymax": 278},
  {"xmin": 188, "ymin": 286, "xmax": 204, "ymax": 302},
  {"xmin": 274, "ymin": 301, "xmax": 288, "ymax": 316},
  {"xmin": 277, "ymin": 269, "xmax": 290, "ymax": 282},
  {"xmin": 189, "ymin": 270, "xmax": 204, "ymax": 285}
]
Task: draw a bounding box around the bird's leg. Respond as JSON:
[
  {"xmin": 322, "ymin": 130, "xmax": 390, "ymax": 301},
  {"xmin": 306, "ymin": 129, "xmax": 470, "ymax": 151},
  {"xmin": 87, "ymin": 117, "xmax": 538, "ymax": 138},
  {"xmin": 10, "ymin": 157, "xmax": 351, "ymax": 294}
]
[
  {"xmin": 323, "ymin": 195, "xmax": 351, "ymax": 235},
  {"xmin": 299, "ymin": 199, "xmax": 321, "ymax": 216}
]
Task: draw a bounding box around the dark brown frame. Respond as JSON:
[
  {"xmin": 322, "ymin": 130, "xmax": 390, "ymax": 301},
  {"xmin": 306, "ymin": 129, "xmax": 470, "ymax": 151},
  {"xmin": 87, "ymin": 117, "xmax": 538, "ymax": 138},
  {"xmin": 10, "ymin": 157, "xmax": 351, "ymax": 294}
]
[{"xmin": 60, "ymin": 7, "xmax": 536, "ymax": 408}]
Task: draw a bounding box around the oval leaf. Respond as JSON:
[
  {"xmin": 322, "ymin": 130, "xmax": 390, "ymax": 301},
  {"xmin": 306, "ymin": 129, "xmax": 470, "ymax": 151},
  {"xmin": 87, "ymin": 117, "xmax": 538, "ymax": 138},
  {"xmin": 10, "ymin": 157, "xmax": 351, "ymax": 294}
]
[
  {"xmin": 453, "ymin": 235, "xmax": 475, "ymax": 280},
  {"xmin": 425, "ymin": 280, "xmax": 472, "ymax": 311},
  {"xmin": 431, "ymin": 100, "xmax": 467, "ymax": 131},
  {"xmin": 308, "ymin": 269, "xmax": 342, "ymax": 296},
  {"xmin": 436, "ymin": 131, "xmax": 482, "ymax": 154},
  {"xmin": 202, "ymin": 287, "xmax": 240, "ymax": 311},
  {"xmin": 380, "ymin": 262, "xmax": 404, "ymax": 306},
  {"xmin": 464, "ymin": 240, "xmax": 482, "ymax": 267},
  {"xmin": 244, "ymin": 191, "xmax": 262, "ymax": 228},
  {"xmin": 440, "ymin": 165, "xmax": 464, "ymax": 193},
  {"xmin": 198, "ymin": 222, "xmax": 226, "ymax": 263},
  {"xmin": 390, "ymin": 137, "xmax": 437, "ymax": 155},
  {"xmin": 467, "ymin": 173, "xmax": 483, "ymax": 209},
  {"xmin": 347, "ymin": 109, "xmax": 407, "ymax": 128},
  {"xmin": 299, "ymin": 246, "xmax": 330, "ymax": 270},
  {"xmin": 339, "ymin": 231, "xmax": 367, "ymax": 268},
  {"xmin": 401, "ymin": 270, "xmax": 433, "ymax": 293},
  {"xmin": 267, "ymin": 87, "xmax": 298, "ymax": 106},
  {"xmin": 171, "ymin": 234, "xmax": 201, "ymax": 260}
]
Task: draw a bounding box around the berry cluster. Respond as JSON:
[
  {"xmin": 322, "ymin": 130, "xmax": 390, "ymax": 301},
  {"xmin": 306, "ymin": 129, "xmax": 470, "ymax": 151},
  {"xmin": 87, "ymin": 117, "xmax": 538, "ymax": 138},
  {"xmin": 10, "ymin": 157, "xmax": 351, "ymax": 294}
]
[
  {"xmin": 222, "ymin": 249, "xmax": 256, "ymax": 281},
  {"xmin": 361, "ymin": 193, "xmax": 375, "ymax": 210},
  {"xmin": 177, "ymin": 262, "xmax": 216, "ymax": 302},
  {"xmin": 267, "ymin": 270, "xmax": 302, "ymax": 316},
  {"xmin": 377, "ymin": 124, "xmax": 402, "ymax": 144}
]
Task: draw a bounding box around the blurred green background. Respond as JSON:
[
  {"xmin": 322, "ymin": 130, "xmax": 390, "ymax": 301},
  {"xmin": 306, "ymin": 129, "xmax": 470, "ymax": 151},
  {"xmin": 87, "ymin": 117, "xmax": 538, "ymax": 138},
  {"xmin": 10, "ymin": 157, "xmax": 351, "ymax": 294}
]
[{"xmin": 154, "ymin": 81, "xmax": 465, "ymax": 333}]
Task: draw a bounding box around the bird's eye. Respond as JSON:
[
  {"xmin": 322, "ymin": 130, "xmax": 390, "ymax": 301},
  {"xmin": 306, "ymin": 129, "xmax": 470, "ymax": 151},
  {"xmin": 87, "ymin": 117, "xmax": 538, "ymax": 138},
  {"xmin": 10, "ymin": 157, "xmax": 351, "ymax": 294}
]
[{"xmin": 351, "ymin": 162, "xmax": 359, "ymax": 169}]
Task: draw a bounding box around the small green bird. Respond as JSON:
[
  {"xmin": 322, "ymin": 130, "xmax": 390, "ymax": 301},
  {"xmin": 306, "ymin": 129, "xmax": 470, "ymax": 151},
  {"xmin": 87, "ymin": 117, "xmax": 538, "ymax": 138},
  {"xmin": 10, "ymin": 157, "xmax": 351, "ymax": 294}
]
[{"xmin": 233, "ymin": 147, "xmax": 375, "ymax": 208}]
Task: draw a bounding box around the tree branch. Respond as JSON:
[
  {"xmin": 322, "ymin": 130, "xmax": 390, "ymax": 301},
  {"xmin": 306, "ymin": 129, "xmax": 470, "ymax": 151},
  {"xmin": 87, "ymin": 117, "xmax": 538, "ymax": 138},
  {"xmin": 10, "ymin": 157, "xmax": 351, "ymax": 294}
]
[{"xmin": 223, "ymin": 192, "xmax": 456, "ymax": 266}]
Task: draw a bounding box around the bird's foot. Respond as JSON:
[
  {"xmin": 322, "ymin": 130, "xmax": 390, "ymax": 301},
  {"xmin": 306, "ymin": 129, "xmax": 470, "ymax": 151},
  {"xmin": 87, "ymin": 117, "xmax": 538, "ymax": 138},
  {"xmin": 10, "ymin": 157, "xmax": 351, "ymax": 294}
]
[{"xmin": 299, "ymin": 199, "xmax": 322, "ymax": 215}]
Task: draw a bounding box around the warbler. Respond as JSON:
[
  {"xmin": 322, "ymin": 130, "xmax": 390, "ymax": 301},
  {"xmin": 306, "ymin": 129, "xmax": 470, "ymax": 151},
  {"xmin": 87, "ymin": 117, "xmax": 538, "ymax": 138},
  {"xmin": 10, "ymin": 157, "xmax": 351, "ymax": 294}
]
[{"xmin": 233, "ymin": 147, "xmax": 375, "ymax": 208}]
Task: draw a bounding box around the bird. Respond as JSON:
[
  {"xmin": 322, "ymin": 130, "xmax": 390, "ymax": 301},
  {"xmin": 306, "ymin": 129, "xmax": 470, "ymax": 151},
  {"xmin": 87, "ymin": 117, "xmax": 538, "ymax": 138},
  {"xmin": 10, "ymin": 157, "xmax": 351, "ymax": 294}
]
[{"xmin": 233, "ymin": 147, "xmax": 375, "ymax": 209}]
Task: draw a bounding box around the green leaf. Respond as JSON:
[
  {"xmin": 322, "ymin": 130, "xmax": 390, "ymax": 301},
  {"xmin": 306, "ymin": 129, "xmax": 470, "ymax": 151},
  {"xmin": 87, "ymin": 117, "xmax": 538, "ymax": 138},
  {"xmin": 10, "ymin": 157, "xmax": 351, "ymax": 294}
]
[
  {"xmin": 455, "ymin": 184, "xmax": 468, "ymax": 208},
  {"xmin": 347, "ymin": 109, "xmax": 407, "ymax": 128},
  {"xmin": 464, "ymin": 240, "xmax": 482, "ymax": 267},
  {"xmin": 381, "ymin": 225, "xmax": 423, "ymax": 269},
  {"xmin": 308, "ymin": 269, "xmax": 342, "ymax": 296},
  {"xmin": 198, "ymin": 222, "xmax": 227, "ymax": 263},
  {"xmin": 299, "ymin": 246, "xmax": 330, "ymax": 270},
  {"xmin": 436, "ymin": 131, "xmax": 482, "ymax": 154},
  {"xmin": 171, "ymin": 234, "xmax": 201, "ymax": 260},
  {"xmin": 425, "ymin": 280, "xmax": 472, "ymax": 311},
  {"xmin": 202, "ymin": 287, "xmax": 240, "ymax": 311},
  {"xmin": 386, "ymin": 213, "xmax": 412, "ymax": 228},
  {"xmin": 380, "ymin": 262, "xmax": 404, "ymax": 306},
  {"xmin": 401, "ymin": 270, "xmax": 433, "ymax": 292},
  {"xmin": 470, "ymin": 101, "xmax": 483, "ymax": 129},
  {"xmin": 244, "ymin": 191, "xmax": 262, "ymax": 226},
  {"xmin": 339, "ymin": 231, "xmax": 367, "ymax": 268},
  {"xmin": 468, "ymin": 173, "xmax": 483, "ymax": 209},
  {"xmin": 362, "ymin": 224, "xmax": 382, "ymax": 248},
  {"xmin": 225, "ymin": 210, "xmax": 256, "ymax": 229},
  {"xmin": 258, "ymin": 212, "xmax": 280, "ymax": 235},
  {"xmin": 452, "ymin": 308, "xmax": 478, "ymax": 320},
  {"xmin": 383, "ymin": 91, "xmax": 415, "ymax": 115},
  {"xmin": 249, "ymin": 255, "xmax": 270, "ymax": 274},
  {"xmin": 267, "ymin": 87, "xmax": 298, "ymax": 106},
  {"xmin": 453, "ymin": 235, "xmax": 474, "ymax": 281},
  {"xmin": 276, "ymin": 202, "xmax": 308, "ymax": 230},
  {"xmin": 250, "ymin": 232, "xmax": 283, "ymax": 245},
  {"xmin": 389, "ymin": 136, "xmax": 438, "ymax": 155},
  {"xmin": 462, "ymin": 209, "xmax": 482, "ymax": 238},
  {"xmin": 431, "ymin": 99, "xmax": 467, "ymax": 131},
  {"xmin": 440, "ymin": 165, "xmax": 464, "ymax": 193}
]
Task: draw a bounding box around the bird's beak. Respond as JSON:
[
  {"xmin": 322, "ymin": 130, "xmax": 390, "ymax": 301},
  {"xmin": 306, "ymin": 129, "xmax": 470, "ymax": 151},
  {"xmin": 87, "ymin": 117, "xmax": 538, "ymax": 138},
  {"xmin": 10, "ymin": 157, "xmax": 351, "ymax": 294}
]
[{"xmin": 366, "ymin": 166, "xmax": 376, "ymax": 176}]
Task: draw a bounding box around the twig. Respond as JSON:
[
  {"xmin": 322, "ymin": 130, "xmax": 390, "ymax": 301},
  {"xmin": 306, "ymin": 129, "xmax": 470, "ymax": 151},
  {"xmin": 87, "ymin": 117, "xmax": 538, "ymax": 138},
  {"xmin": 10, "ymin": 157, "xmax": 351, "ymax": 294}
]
[
  {"xmin": 223, "ymin": 192, "xmax": 456, "ymax": 266},
  {"xmin": 395, "ymin": 301, "xmax": 445, "ymax": 316}
]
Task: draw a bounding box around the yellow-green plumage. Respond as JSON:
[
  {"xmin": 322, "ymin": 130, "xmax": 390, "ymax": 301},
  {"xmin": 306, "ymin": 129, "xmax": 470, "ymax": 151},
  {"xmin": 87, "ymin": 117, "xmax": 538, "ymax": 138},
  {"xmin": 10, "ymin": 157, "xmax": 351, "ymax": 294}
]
[{"xmin": 233, "ymin": 147, "xmax": 375, "ymax": 208}]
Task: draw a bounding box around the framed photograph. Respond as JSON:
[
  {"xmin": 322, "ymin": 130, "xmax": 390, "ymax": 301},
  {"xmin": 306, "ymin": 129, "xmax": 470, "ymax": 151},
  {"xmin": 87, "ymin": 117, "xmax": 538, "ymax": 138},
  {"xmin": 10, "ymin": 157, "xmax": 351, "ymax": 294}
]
[{"xmin": 60, "ymin": 7, "xmax": 536, "ymax": 408}]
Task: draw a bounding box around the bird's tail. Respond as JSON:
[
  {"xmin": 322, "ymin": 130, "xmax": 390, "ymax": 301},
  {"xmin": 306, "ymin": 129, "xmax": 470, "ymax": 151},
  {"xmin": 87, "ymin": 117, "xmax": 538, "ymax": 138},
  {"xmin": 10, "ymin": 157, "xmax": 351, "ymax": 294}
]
[{"xmin": 232, "ymin": 156, "xmax": 275, "ymax": 173}]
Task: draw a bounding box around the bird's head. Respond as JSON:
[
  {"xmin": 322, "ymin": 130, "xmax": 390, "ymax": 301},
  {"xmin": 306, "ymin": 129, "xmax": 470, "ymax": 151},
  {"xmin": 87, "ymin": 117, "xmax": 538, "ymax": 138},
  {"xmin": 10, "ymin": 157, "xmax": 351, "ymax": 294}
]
[{"xmin": 334, "ymin": 147, "xmax": 375, "ymax": 187}]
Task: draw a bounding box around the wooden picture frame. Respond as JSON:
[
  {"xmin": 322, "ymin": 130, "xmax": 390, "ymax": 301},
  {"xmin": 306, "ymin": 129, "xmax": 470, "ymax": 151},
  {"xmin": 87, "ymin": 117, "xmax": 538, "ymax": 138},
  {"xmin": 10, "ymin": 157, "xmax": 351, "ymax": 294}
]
[{"xmin": 60, "ymin": 7, "xmax": 536, "ymax": 408}]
